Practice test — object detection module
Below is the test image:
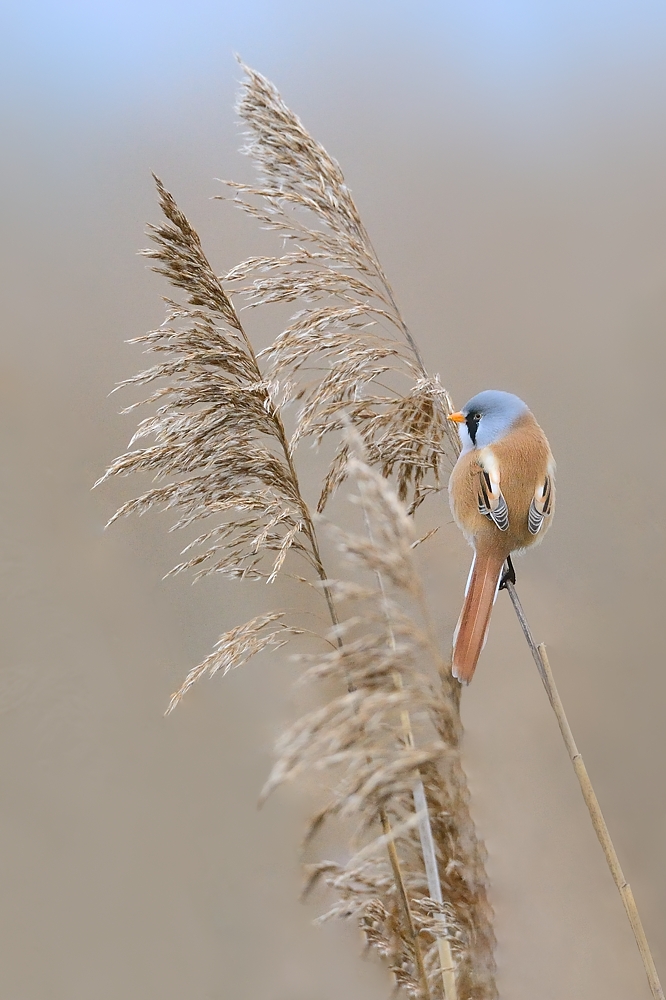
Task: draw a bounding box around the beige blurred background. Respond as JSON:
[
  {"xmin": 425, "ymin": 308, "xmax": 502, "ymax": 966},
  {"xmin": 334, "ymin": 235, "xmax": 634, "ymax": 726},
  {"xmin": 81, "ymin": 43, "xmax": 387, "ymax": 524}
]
[{"xmin": 1, "ymin": 2, "xmax": 665, "ymax": 997}]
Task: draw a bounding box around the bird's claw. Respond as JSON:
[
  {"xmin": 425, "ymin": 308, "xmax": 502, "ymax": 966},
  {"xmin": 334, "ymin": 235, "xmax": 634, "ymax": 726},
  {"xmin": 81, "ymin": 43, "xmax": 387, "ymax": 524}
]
[{"xmin": 499, "ymin": 556, "xmax": 516, "ymax": 590}]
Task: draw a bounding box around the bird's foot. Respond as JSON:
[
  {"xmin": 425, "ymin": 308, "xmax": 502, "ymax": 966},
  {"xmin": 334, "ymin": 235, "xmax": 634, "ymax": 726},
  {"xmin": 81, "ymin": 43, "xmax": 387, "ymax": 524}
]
[{"xmin": 499, "ymin": 555, "xmax": 516, "ymax": 590}]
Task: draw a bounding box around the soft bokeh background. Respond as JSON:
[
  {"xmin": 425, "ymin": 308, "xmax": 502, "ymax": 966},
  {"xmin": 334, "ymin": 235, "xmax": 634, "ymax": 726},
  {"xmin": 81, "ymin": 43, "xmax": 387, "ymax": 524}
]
[{"xmin": 2, "ymin": 2, "xmax": 665, "ymax": 997}]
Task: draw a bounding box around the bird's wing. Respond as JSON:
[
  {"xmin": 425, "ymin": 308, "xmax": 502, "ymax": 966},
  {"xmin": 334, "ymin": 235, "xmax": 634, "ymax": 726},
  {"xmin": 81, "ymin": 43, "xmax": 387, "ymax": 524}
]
[
  {"xmin": 528, "ymin": 474, "xmax": 553, "ymax": 535},
  {"xmin": 477, "ymin": 469, "xmax": 509, "ymax": 532}
]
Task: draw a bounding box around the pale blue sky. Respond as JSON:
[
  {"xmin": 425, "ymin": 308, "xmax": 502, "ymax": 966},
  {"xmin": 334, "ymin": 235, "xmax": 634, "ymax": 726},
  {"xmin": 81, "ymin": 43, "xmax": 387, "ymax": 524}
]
[{"xmin": 3, "ymin": 0, "xmax": 666, "ymax": 111}]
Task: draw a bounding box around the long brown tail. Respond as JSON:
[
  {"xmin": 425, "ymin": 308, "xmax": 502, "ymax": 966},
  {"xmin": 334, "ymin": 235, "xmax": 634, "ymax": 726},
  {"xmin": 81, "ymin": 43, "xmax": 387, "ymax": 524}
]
[{"xmin": 452, "ymin": 549, "xmax": 506, "ymax": 684}]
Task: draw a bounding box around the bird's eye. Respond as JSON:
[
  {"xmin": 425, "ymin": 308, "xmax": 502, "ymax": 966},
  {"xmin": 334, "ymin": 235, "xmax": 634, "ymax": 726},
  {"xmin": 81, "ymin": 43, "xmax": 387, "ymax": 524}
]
[{"xmin": 473, "ymin": 413, "xmax": 481, "ymax": 423}]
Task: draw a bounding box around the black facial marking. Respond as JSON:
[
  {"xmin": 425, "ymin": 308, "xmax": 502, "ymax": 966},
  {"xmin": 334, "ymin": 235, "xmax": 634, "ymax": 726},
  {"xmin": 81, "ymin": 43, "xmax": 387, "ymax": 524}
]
[{"xmin": 465, "ymin": 411, "xmax": 481, "ymax": 446}]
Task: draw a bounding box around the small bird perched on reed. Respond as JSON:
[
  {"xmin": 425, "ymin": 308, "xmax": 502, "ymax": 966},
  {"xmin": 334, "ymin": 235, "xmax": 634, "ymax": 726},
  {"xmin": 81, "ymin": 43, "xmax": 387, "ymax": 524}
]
[{"xmin": 448, "ymin": 390, "xmax": 555, "ymax": 684}]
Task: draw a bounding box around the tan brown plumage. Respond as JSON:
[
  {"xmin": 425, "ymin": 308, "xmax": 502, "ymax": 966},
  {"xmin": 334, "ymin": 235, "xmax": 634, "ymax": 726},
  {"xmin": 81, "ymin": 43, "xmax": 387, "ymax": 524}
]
[{"xmin": 448, "ymin": 398, "xmax": 555, "ymax": 683}]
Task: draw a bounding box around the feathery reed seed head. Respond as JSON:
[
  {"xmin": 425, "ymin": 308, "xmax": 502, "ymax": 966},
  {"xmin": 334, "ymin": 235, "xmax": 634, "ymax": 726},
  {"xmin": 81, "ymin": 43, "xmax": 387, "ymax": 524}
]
[{"xmin": 99, "ymin": 61, "xmax": 496, "ymax": 1000}]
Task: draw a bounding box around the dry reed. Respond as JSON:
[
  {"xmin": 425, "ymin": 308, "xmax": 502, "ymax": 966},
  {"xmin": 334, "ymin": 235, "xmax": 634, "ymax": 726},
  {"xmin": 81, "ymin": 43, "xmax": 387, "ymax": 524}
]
[
  {"xmin": 99, "ymin": 58, "xmax": 663, "ymax": 1000},
  {"xmin": 505, "ymin": 585, "xmax": 664, "ymax": 1000},
  {"xmin": 98, "ymin": 62, "xmax": 496, "ymax": 998}
]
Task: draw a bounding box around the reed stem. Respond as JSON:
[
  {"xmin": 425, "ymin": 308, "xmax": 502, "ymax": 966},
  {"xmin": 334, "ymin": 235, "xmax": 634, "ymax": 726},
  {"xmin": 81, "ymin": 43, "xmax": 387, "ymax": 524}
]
[
  {"xmin": 359, "ymin": 481, "xmax": 455, "ymax": 999},
  {"xmin": 380, "ymin": 807, "xmax": 432, "ymax": 999},
  {"xmin": 504, "ymin": 579, "xmax": 664, "ymax": 1000}
]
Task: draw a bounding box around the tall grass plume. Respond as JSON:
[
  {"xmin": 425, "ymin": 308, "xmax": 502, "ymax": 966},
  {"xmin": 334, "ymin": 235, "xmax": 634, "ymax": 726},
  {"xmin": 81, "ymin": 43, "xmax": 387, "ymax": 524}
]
[{"xmin": 98, "ymin": 61, "xmax": 503, "ymax": 999}]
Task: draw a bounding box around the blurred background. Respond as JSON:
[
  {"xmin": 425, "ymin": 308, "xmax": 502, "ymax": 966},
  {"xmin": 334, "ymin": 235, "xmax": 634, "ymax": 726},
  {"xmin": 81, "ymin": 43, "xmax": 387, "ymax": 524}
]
[{"xmin": 1, "ymin": 2, "xmax": 665, "ymax": 997}]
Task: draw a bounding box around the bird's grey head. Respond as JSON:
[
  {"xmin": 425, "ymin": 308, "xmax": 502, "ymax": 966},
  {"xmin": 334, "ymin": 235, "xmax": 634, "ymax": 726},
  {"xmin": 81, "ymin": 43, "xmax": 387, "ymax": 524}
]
[{"xmin": 452, "ymin": 390, "xmax": 530, "ymax": 453}]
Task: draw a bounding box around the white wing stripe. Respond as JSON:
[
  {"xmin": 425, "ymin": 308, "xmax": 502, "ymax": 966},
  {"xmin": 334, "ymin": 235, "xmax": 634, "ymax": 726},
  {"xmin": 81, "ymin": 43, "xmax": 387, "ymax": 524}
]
[{"xmin": 528, "ymin": 499, "xmax": 544, "ymax": 534}]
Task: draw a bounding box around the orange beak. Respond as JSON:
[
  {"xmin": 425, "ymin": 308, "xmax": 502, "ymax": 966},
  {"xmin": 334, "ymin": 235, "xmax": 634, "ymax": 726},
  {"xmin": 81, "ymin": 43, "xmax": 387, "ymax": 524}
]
[{"xmin": 448, "ymin": 411, "xmax": 465, "ymax": 424}]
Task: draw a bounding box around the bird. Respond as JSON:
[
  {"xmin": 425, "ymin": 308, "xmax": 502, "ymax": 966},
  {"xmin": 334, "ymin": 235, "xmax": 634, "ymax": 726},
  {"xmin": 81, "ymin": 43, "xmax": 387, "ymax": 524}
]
[{"xmin": 447, "ymin": 390, "xmax": 555, "ymax": 684}]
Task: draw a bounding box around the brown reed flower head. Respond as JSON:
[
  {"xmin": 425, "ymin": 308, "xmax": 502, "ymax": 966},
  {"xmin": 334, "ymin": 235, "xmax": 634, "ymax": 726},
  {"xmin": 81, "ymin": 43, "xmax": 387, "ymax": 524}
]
[
  {"xmin": 222, "ymin": 63, "xmax": 460, "ymax": 513},
  {"xmin": 96, "ymin": 177, "xmax": 313, "ymax": 587}
]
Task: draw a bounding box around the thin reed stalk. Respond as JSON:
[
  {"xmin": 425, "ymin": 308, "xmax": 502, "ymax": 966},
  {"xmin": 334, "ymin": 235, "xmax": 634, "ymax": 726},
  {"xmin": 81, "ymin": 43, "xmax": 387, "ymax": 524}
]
[{"xmin": 505, "ymin": 580, "xmax": 664, "ymax": 1000}]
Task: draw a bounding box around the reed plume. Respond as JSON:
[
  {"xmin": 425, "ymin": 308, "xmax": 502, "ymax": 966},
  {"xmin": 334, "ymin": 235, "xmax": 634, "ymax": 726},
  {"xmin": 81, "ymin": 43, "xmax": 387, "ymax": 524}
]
[
  {"xmin": 223, "ymin": 62, "xmax": 460, "ymax": 513},
  {"xmin": 98, "ymin": 62, "xmax": 497, "ymax": 999},
  {"xmin": 271, "ymin": 446, "xmax": 496, "ymax": 998}
]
